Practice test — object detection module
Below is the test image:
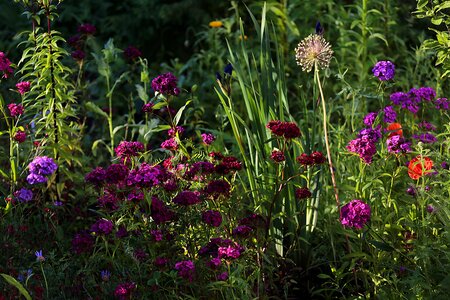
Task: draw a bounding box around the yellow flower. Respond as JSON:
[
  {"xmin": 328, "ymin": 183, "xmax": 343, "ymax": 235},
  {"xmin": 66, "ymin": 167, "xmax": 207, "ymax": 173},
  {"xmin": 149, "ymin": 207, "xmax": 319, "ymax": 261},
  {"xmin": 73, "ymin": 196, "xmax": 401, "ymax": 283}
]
[{"xmin": 209, "ymin": 21, "xmax": 223, "ymax": 28}]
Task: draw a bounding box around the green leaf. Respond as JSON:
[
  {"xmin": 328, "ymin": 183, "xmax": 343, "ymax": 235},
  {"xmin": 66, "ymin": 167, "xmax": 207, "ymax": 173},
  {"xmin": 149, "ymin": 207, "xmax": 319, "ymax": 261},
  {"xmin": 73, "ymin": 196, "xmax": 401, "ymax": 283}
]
[
  {"xmin": 85, "ymin": 102, "xmax": 109, "ymax": 119},
  {"xmin": 173, "ymin": 100, "xmax": 192, "ymax": 126},
  {"xmin": 135, "ymin": 84, "xmax": 149, "ymax": 102},
  {"xmin": 368, "ymin": 240, "xmax": 394, "ymax": 252},
  {"xmin": 0, "ymin": 274, "xmax": 32, "ymax": 300}
]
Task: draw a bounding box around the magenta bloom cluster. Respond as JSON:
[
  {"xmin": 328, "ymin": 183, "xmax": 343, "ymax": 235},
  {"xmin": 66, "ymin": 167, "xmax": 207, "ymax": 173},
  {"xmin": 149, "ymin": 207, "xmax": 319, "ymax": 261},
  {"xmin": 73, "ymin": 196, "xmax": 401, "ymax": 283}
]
[
  {"xmin": 266, "ymin": 120, "xmax": 301, "ymax": 139},
  {"xmin": 390, "ymin": 87, "xmax": 437, "ymax": 114},
  {"xmin": 16, "ymin": 81, "xmax": 31, "ymax": 95},
  {"xmin": 8, "ymin": 103, "xmax": 24, "ymax": 117},
  {"xmin": 151, "ymin": 72, "xmax": 180, "ymax": 96},
  {"xmin": 0, "ymin": 51, "xmax": 13, "ymax": 78},
  {"xmin": 340, "ymin": 199, "xmax": 371, "ymax": 229},
  {"xmin": 372, "ymin": 60, "xmax": 395, "ymax": 81},
  {"xmin": 26, "ymin": 156, "xmax": 58, "ymax": 184},
  {"xmin": 115, "ymin": 141, "xmax": 144, "ymax": 160}
]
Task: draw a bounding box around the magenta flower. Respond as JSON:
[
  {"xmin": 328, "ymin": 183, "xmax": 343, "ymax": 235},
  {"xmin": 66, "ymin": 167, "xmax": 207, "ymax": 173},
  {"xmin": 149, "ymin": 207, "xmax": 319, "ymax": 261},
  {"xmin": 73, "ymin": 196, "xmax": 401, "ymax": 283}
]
[
  {"xmin": 78, "ymin": 23, "xmax": 96, "ymax": 35},
  {"xmin": 340, "ymin": 199, "xmax": 371, "ymax": 229},
  {"xmin": 14, "ymin": 130, "xmax": 26, "ymax": 143},
  {"xmin": 271, "ymin": 150, "xmax": 285, "ymax": 163},
  {"xmin": 201, "ymin": 133, "xmax": 216, "ymax": 145},
  {"xmin": 115, "ymin": 141, "xmax": 144, "ymax": 159},
  {"xmin": 7, "ymin": 103, "xmax": 24, "ymax": 117},
  {"xmin": 161, "ymin": 137, "xmax": 178, "ymax": 151},
  {"xmin": 295, "ymin": 187, "xmax": 312, "ymax": 200},
  {"xmin": 142, "ymin": 102, "xmax": 154, "ymax": 113},
  {"xmin": 114, "ymin": 282, "xmax": 136, "ymax": 300},
  {"xmin": 202, "ymin": 210, "xmax": 222, "ymax": 227},
  {"xmin": 174, "ymin": 260, "xmax": 195, "ymax": 281},
  {"xmin": 151, "ymin": 72, "xmax": 180, "ymax": 96},
  {"xmin": 16, "ymin": 81, "xmax": 31, "ymax": 95},
  {"xmin": 90, "ymin": 219, "xmax": 114, "ymax": 235},
  {"xmin": 124, "ymin": 45, "xmax": 142, "ymax": 61},
  {"xmin": 0, "ymin": 51, "xmax": 13, "ymax": 78}
]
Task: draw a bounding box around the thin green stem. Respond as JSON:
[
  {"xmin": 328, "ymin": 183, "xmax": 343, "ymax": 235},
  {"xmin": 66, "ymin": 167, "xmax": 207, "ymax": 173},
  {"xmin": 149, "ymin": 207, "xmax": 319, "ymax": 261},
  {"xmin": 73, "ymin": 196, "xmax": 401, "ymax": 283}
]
[
  {"xmin": 315, "ymin": 66, "xmax": 340, "ymax": 213},
  {"xmin": 40, "ymin": 262, "xmax": 49, "ymax": 298}
]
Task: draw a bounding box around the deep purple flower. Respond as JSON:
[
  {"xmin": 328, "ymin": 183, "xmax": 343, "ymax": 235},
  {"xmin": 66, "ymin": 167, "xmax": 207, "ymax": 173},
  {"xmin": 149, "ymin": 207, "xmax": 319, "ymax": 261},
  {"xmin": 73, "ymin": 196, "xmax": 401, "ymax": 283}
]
[
  {"xmin": 71, "ymin": 50, "xmax": 85, "ymax": 61},
  {"xmin": 174, "ymin": 260, "xmax": 195, "ymax": 281},
  {"xmin": 426, "ymin": 204, "xmax": 435, "ymax": 213},
  {"xmin": 271, "ymin": 150, "xmax": 285, "ymax": 163},
  {"xmin": 358, "ymin": 127, "xmax": 382, "ymax": 143},
  {"xmin": 218, "ymin": 244, "xmax": 244, "ymax": 259},
  {"xmin": 14, "ymin": 130, "xmax": 26, "ymax": 143},
  {"xmin": 127, "ymin": 162, "xmax": 161, "ymax": 188},
  {"xmin": 115, "ymin": 141, "xmax": 144, "ymax": 159},
  {"xmin": 266, "ymin": 120, "xmax": 301, "ymax": 139},
  {"xmin": 123, "ymin": 45, "xmax": 142, "ymax": 61},
  {"xmin": 28, "ymin": 156, "xmax": 58, "ymax": 176},
  {"xmin": 72, "ymin": 231, "xmax": 95, "ymax": 254},
  {"xmin": 311, "ymin": 151, "xmax": 326, "ymax": 164},
  {"xmin": 142, "ymin": 102, "xmax": 154, "ymax": 113},
  {"xmin": 295, "ymin": 187, "xmax": 312, "ymax": 199},
  {"xmin": 151, "ymin": 72, "xmax": 180, "ymax": 96},
  {"xmin": 202, "ymin": 210, "xmax": 222, "ymax": 227},
  {"xmin": 151, "ymin": 229, "xmax": 163, "ymax": 242},
  {"xmin": 98, "ymin": 191, "xmax": 119, "ymax": 211},
  {"xmin": 105, "ymin": 164, "xmax": 129, "ymax": 184},
  {"xmin": 383, "ymin": 106, "xmax": 396, "ymax": 123},
  {"xmin": 296, "ymin": 153, "xmax": 314, "ymax": 166},
  {"xmin": 90, "ymin": 219, "xmax": 114, "ymax": 235},
  {"xmin": 154, "ymin": 257, "xmax": 169, "ymax": 268},
  {"xmin": 363, "ymin": 112, "xmax": 378, "ymax": 127},
  {"xmin": 150, "ymin": 196, "xmax": 175, "ymax": 224},
  {"xmin": 101, "ymin": 270, "xmax": 111, "ymax": 282},
  {"xmin": 346, "ymin": 136, "xmax": 377, "ymax": 164},
  {"xmin": 412, "ymin": 133, "xmax": 437, "ymax": 144},
  {"xmin": 201, "ymin": 133, "xmax": 216, "ymax": 145},
  {"xmin": 26, "ymin": 173, "xmax": 47, "ymax": 185},
  {"xmin": 387, "ymin": 135, "xmax": 411, "ymax": 154},
  {"xmin": 7, "ymin": 103, "xmax": 24, "ymax": 117},
  {"xmin": 372, "ymin": 60, "xmax": 395, "ymax": 81},
  {"xmin": 116, "ymin": 225, "xmax": 129, "ymax": 238},
  {"xmin": 232, "ymin": 225, "xmax": 253, "ymax": 238},
  {"xmin": 205, "ymin": 180, "xmax": 231, "ymax": 199},
  {"xmin": 441, "ymin": 162, "xmax": 449, "ymax": 170},
  {"xmin": 0, "ymin": 51, "xmax": 13, "ymax": 78},
  {"xmin": 416, "ymin": 87, "xmax": 436, "ymax": 101},
  {"xmin": 340, "ymin": 199, "xmax": 371, "ymax": 229},
  {"xmin": 239, "ymin": 214, "xmax": 266, "ymax": 229},
  {"xmin": 16, "ymin": 81, "xmax": 31, "ymax": 95},
  {"xmin": 85, "ymin": 167, "xmax": 107, "ymax": 186},
  {"xmin": 133, "ymin": 248, "xmax": 148, "ymax": 262},
  {"xmin": 406, "ymin": 185, "xmax": 417, "ymax": 196},
  {"xmin": 114, "ymin": 282, "xmax": 136, "ymax": 300},
  {"xmin": 173, "ymin": 190, "xmax": 201, "ymax": 206},
  {"xmin": 217, "ymin": 272, "xmax": 229, "ymax": 281},
  {"xmin": 434, "ymin": 97, "xmax": 449, "ymax": 110},
  {"xmin": 127, "ymin": 190, "xmax": 144, "ymax": 202},
  {"xmin": 161, "ymin": 137, "xmax": 178, "ymax": 150},
  {"xmin": 14, "ymin": 188, "xmax": 33, "ymax": 202},
  {"xmin": 207, "ymin": 257, "xmax": 222, "ymax": 269},
  {"xmin": 168, "ymin": 126, "xmax": 184, "ymax": 137},
  {"xmin": 215, "ymin": 156, "xmax": 242, "ymax": 174},
  {"xmin": 78, "ymin": 23, "xmax": 96, "ymax": 35}
]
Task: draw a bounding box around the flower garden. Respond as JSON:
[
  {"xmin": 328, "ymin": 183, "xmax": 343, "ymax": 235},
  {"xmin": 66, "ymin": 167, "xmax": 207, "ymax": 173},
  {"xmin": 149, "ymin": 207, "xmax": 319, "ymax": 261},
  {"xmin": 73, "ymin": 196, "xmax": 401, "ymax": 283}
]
[{"xmin": 1, "ymin": 0, "xmax": 450, "ymax": 299}]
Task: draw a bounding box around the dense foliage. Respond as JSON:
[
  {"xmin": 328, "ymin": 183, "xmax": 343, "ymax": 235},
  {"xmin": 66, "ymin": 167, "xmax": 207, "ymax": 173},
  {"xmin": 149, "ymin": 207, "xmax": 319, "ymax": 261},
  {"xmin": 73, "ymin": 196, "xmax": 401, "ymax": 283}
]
[{"xmin": 1, "ymin": 0, "xmax": 450, "ymax": 299}]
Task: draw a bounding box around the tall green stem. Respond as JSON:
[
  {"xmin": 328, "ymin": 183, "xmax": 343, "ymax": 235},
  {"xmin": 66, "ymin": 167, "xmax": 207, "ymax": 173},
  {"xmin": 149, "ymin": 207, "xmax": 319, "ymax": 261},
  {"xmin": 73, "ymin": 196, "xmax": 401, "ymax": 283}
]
[{"xmin": 315, "ymin": 65, "xmax": 340, "ymax": 213}]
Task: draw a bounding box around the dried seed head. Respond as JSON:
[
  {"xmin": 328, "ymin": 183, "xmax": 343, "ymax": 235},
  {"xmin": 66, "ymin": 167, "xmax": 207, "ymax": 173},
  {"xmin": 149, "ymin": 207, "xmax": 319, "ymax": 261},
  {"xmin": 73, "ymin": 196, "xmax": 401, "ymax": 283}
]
[{"xmin": 295, "ymin": 34, "xmax": 333, "ymax": 72}]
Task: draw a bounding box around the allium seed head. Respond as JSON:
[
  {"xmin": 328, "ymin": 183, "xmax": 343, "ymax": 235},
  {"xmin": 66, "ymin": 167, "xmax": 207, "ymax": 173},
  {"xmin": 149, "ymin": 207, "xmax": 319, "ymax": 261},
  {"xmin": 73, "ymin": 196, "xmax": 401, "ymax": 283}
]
[{"xmin": 295, "ymin": 34, "xmax": 333, "ymax": 72}]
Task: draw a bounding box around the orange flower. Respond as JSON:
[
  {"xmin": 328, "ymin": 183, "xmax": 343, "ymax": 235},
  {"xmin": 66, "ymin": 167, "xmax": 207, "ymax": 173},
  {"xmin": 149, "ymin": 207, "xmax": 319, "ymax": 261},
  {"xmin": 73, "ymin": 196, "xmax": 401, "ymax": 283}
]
[
  {"xmin": 387, "ymin": 122, "xmax": 403, "ymax": 137},
  {"xmin": 209, "ymin": 21, "xmax": 223, "ymax": 28},
  {"xmin": 408, "ymin": 156, "xmax": 433, "ymax": 180}
]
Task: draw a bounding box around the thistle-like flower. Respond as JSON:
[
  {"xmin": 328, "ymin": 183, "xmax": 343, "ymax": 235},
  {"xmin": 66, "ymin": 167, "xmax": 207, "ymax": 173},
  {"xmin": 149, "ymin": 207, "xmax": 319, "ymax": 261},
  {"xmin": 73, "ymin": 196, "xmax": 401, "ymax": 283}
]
[{"xmin": 295, "ymin": 34, "xmax": 333, "ymax": 72}]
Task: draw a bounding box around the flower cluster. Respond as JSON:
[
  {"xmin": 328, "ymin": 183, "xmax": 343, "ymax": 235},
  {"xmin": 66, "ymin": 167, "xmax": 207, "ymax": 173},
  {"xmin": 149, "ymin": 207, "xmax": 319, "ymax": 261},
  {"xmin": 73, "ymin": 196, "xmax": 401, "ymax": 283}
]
[
  {"xmin": 14, "ymin": 188, "xmax": 33, "ymax": 202},
  {"xmin": 201, "ymin": 133, "xmax": 216, "ymax": 145},
  {"xmin": 115, "ymin": 141, "xmax": 144, "ymax": 160},
  {"xmin": 8, "ymin": 103, "xmax": 24, "ymax": 117},
  {"xmin": 114, "ymin": 282, "xmax": 136, "ymax": 300},
  {"xmin": 26, "ymin": 156, "xmax": 58, "ymax": 184},
  {"xmin": 0, "ymin": 51, "xmax": 13, "ymax": 78},
  {"xmin": 78, "ymin": 23, "xmax": 96, "ymax": 35},
  {"xmin": 151, "ymin": 72, "xmax": 180, "ymax": 96},
  {"xmin": 90, "ymin": 219, "xmax": 114, "ymax": 235},
  {"xmin": 174, "ymin": 260, "xmax": 195, "ymax": 281},
  {"xmin": 266, "ymin": 120, "xmax": 301, "ymax": 139},
  {"xmin": 271, "ymin": 150, "xmax": 285, "ymax": 163},
  {"xmin": 296, "ymin": 151, "xmax": 326, "ymax": 166},
  {"xmin": 390, "ymin": 87, "xmax": 437, "ymax": 114},
  {"xmin": 372, "ymin": 60, "xmax": 395, "ymax": 81},
  {"xmin": 16, "ymin": 81, "xmax": 31, "ymax": 95},
  {"xmin": 123, "ymin": 45, "xmax": 142, "ymax": 61},
  {"xmin": 340, "ymin": 199, "xmax": 371, "ymax": 229}
]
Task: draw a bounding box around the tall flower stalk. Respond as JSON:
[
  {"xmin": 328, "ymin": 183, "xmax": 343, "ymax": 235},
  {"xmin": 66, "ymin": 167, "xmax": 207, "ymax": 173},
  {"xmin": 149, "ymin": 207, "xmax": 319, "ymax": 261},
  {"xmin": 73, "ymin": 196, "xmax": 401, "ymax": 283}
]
[{"xmin": 296, "ymin": 31, "xmax": 340, "ymax": 213}]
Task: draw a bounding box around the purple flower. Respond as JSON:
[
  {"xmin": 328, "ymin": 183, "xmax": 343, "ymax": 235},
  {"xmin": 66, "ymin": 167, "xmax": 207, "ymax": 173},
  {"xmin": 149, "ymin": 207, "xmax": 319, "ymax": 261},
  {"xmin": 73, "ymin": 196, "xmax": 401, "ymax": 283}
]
[
  {"xmin": 202, "ymin": 210, "xmax": 222, "ymax": 227},
  {"xmin": 168, "ymin": 126, "xmax": 185, "ymax": 137},
  {"xmin": 72, "ymin": 231, "xmax": 95, "ymax": 254},
  {"xmin": 101, "ymin": 270, "xmax": 111, "ymax": 282},
  {"xmin": 372, "ymin": 60, "xmax": 395, "ymax": 81},
  {"xmin": 71, "ymin": 50, "xmax": 86, "ymax": 61},
  {"xmin": 207, "ymin": 257, "xmax": 221, "ymax": 269},
  {"xmin": 416, "ymin": 87, "xmax": 436, "ymax": 101},
  {"xmin": 14, "ymin": 188, "xmax": 33, "ymax": 202},
  {"xmin": 205, "ymin": 180, "xmax": 231, "ymax": 199},
  {"xmin": 363, "ymin": 112, "xmax": 378, "ymax": 127},
  {"xmin": 154, "ymin": 257, "xmax": 169, "ymax": 268},
  {"xmin": 133, "ymin": 248, "xmax": 148, "ymax": 262},
  {"xmin": 340, "ymin": 199, "xmax": 371, "ymax": 229},
  {"xmin": 123, "ymin": 45, "xmax": 142, "ymax": 61},
  {"xmin": 26, "ymin": 173, "xmax": 47, "ymax": 185},
  {"xmin": 161, "ymin": 137, "xmax": 178, "ymax": 151},
  {"xmin": 201, "ymin": 133, "xmax": 216, "ymax": 145},
  {"xmin": 7, "ymin": 103, "xmax": 24, "ymax": 117},
  {"xmin": 406, "ymin": 185, "xmax": 417, "ymax": 196},
  {"xmin": 35, "ymin": 250, "xmax": 45, "ymax": 262},
  {"xmin": 295, "ymin": 187, "xmax": 312, "ymax": 199},
  {"xmin": 151, "ymin": 72, "xmax": 180, "ymax": 96},
  {"xmin": 418, "ymin": 121, "xmax": 436, "ymax": 131},
  {"xmin": 78, "ymin": 23, "xmax": 96, "ymax": 35},
  {"xmin": 115, "ymin": 141, "xmax": 144, "ymax": 160},
  {"xmin": 412, "ymin": 133, "xmax": 437, "ymax": 144},
  {"xmin": 346, "ymin": 136, "xmax": 377, "ymax": 164},
  {"xmin": 116, "ymin": 225, "xmax": 129, "ymax": 238},
  {"xmin": 441, "ymin": 162, "xmax": 449, "ymax": 170},
  {"xmin": 387, "ymin": 135, "xmax": 411, "ymax": 154},
  {"xmin": 174, "ymin": 260, "xmax": 195, "ymax": 281},
  {"xmin": 218, "ymin": 244, "xmax": 244, "ymax": 259},
  {"xmin": 150, "ymin": 196, "xmax": 175, "ymax": 224},
  {"xmin": 426, "ymin": 204, "xmax": 435, "ymax": 213},
  {"xmin": 85, "ymin": 167, "xmax": 107, "ymax": 186},
  {"xmin": 383, "ymin": 106, "xmax": 396, "ymax": 123},
  {"xmin": 14, "ymin": 130, "xmax": 26, "ymax": 143},
  {"xmin": 142, "ymin": 102, "xmax": 154, "ymax": 113},
  {"xmin": 173, "ymin": 190, "xmax": 201, "ymax": 206},
  {"xmin": 358, "ymin": 127, "xmax": 382, "ymax": 143},
  {"xmin": 105, "ymin": 164, "xmax": 129, "ymax": 184},
  {"xmin": 271, "ymin": 150, "xmax": 285, "ymax": 163},
  {"xmin": 217, "ymin": 272, "xmax": 229, "ymax": 281},
  {"xmin": 151, "ymin": 229, "xmax": 163, "ymax": 242},
  {"xmin": 434, "ymin": 97, "xmax": 449, "ymax": 110},
  {"xmin": 16, "ymin": 81, "xmax": 31, "ymax": 95},
  {"xmin": 28, "ymin": 156, "xmax": 58, "ymax": 176},
  {"xmin": 114, "ymin": 282, "xmax": 136, "ymax": 300},
  {"xmin": 232, "ymin": 225, "xmax": 253, "ymax": 238},
  {"xmin": 0, "ymin": 51, "xmax": 13, "ymax": 78},
  {"xmin": 90, "ymin": 219, "xmax": 114, "ymax": 235}
]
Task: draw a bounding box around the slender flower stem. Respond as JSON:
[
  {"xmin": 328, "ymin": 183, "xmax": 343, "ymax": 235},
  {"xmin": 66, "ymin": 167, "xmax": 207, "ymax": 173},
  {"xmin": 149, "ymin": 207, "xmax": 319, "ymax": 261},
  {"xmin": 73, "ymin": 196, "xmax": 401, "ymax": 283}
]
[
  {"xmin": 40, "ymin": 262, "xmax": 49, "ymax": 298},
  {"xmin": 315, "ymin": 65, "xmax": 340, "ymax": 213}
]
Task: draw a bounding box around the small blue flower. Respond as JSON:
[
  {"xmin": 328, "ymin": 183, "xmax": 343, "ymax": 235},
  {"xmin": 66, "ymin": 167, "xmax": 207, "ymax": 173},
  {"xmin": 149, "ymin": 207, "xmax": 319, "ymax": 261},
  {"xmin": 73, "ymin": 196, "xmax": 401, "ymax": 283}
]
[
  {"xmin": 35, "ymin": 250, "xmax": 45, "ymax": 262},
  {"xmin": 101, "ymin": 270, "xmax": 111, "ymax": 282},
  {"xmin": 224, "ymin": 63, "xmax": 233, "ymax": 76},
  {"xmin": 315, "ymin": 21, "xmax": 324, "ymax": 35}
]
